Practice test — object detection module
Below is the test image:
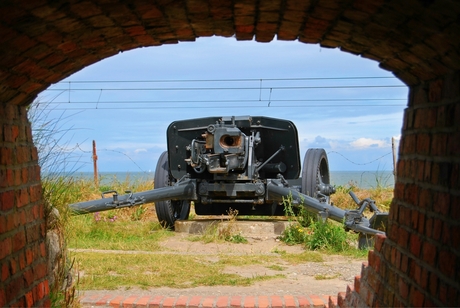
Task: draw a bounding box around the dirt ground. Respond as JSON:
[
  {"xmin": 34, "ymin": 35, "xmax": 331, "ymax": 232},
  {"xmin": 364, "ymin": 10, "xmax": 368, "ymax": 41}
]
[{"xmin": 79, "ymin": 230, "xmax": 367, "ymax": 298}]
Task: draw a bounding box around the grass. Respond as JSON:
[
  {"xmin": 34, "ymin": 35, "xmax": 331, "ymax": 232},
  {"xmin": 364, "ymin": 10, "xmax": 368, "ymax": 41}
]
[
  {"xmin": 278, "ymin": 184, "xmax": 391, "ymax": 253},
  {"xmin": 331, "ymin": 181, "xmax": 393, "ymax": 213},
  {"xmin": 68, "ymin": 216, "xmax": 171, "ymax": 251},
  {"xmin": 186, "ymin": 208, "xmax": 249, "ymax": 244},
  {"xmin": 30, "ymin": 99, "xmax": 86, "ymax": 308},
  {"xmin": 314, "ymin": 274, "xmax": 340, "ymax": 280},
  {"xmin": 31, "ymin": 80, "xmax": 393, "ymax": 297},
  {"xmin": 61, "ymin": 175, "xmax": 168, "ymax": 251},
  {"xmin": 216, "ymin": 255, "xmax": 265, "ymax": 266},
  {"xmin": 266, "ymin": 265, "xmax": 285, "ymax": 271},
  {"xmin": 44, "ymin": 174, "xmax": 390, "ymax": 292},
  {"xmin": 76, "ymin": 252, "xmax": 285, "ymax": 290},
  {"xmin": 271, "ymin": 249, "xmax": 324, "ymax": 264}
]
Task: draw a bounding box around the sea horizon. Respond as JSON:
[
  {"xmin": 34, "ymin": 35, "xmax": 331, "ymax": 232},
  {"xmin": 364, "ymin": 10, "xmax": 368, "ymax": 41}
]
[{"xmin": 63, "ymin": 170, "xmax": 395, "ymax": 189}]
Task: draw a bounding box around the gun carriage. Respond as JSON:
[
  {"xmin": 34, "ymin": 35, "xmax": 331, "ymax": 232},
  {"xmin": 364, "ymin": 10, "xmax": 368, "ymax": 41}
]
[{"xmin": 70, "ymin": 116, "xmax": 388, "ymax": 248}]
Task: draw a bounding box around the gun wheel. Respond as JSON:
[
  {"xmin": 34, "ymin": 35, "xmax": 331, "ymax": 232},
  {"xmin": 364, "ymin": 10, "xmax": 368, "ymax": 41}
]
[
  {"xmin": 302, "ymin": 148, "xmax": 331, "ymax": 202},
  {"xmin": 154, "ymin": 151, "xmax": 191, "ymax": 229}
]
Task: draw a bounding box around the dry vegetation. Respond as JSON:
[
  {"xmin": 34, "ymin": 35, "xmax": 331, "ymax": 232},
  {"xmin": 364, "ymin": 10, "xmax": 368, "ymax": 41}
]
[{"xmin": 46, "ymin": 176, "xmax": 393, "ymax": 294}]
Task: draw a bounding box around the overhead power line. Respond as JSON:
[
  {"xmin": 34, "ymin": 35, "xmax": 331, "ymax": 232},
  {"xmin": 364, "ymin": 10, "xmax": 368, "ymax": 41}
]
[
  {"xmin": 46, "ymin": 98, "xmax": 406, "ymax": 105},
  {"xmin": 39, "ymin": 76, "xmax": 407, "ymax": 111},
  {"xmin": 51, "ymin": 76, "xmax": 398, "ymax": 84},
  {"xmin": 47, "ymin": 85, "xmax": 406, "ymax": 91},
  {"xmin": 40, "ymin": 104, "xmax": 406, "ymax": 111}
]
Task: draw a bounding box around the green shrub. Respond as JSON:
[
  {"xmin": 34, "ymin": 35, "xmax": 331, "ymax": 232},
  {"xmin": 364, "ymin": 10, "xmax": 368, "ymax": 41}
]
[
  {"xmin": 304, "ymin": 220, "xmax": 348, "ymax": 252},
  {"xmin": 279, "ymin": 194, "xmax": 354, "ymax": 253},
  {"xmin": 279, "ymin": 222, "xmax": 307, "ymax": 245}
]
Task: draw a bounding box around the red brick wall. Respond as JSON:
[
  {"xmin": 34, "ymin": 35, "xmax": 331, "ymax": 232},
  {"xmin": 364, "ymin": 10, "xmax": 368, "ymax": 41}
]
[
  {"xmin": 0, "ymin": 103, "xmax": 50, "ymax": 307},
  {"xmin": 335, "ymin": 72, "xmax": 460, "ymax": 307},
  {"xmin": 0, "ymin": 1, "xmax": 459, "ymax": 307}
]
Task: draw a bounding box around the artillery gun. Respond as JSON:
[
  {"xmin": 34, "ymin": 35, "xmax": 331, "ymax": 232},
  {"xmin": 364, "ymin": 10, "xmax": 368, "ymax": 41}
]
[{"xmin": 70, "ymin": 116, "xmax": 388, "ymax": 248}]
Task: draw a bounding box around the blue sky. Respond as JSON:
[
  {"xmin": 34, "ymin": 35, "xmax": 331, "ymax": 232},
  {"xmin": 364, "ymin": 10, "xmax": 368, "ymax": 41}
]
[{"xmin": 36, "ymin": 36, "xmax": 407, "ymax": 173}]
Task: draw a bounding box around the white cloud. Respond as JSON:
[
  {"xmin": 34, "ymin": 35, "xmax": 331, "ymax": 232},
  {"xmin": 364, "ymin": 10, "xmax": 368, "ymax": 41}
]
[
  {"xmin": 40, "ymin": 37, "xmax": 407, "ymax": 172},
  {"xmin": 307, "ymin": 135, "xmax": 330, "ymax": 148},
  {"xmin": 328, "ymin": 140, "xmax": 343, "ymax": 150},
  {"xmin": 295, "ymin": 112, "xmax": 404, "ymax": 142},
  {"xmin": 350, "ymin": 138, "xmax": 390, "ymax": 149}
]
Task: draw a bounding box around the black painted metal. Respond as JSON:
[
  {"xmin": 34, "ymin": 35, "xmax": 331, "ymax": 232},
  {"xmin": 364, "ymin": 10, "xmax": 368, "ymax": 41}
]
[
  {"xmin": 69, "ymin": 178, "xmax": 197, "ymax": 214},
  {"xmin": 69, "ymin": 115, "xmax": 387, "ymax": 241}
]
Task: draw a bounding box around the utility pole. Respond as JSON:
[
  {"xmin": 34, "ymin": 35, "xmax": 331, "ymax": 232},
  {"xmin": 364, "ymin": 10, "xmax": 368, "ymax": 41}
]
[{"xmin": 92, "ymin": 140, "xmax": 98, "ymax": 186}]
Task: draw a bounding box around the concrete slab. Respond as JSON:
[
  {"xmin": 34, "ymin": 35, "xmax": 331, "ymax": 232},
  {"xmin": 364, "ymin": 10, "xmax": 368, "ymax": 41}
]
[{"xmin": 175, "ymin": 219, "xmax": 292, "ymax": 238}]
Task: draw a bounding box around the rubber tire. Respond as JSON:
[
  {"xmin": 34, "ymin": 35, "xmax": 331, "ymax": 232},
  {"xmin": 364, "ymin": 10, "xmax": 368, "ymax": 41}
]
[
  {"xmin": 301, "ymin": 148, "xmax": 331, "ymax": 199},
  {"xmin": 154, "ymin": 151, "xmax": 191, "ymax": 229}
]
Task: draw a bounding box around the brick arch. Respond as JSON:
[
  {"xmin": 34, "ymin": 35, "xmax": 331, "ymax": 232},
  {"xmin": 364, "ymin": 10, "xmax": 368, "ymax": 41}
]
[{"xmin": 0, "ymin": 1, "xmax": 459, "ymax": 307}]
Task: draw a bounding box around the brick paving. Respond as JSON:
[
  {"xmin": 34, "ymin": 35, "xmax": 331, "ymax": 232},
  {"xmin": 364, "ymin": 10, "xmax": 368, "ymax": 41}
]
[{"xmin": 79, "ymin": 293, "xmax": 337, "ymax": 308}]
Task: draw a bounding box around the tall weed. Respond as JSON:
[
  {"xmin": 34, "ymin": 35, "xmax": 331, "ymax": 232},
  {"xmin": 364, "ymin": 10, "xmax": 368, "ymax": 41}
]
[
  {"xmin": 279, "ymin": 194, "xmax": 315, "ymax": 245},
  {"xmin": 29, "ymin": 99, "xmax": 82, "ymax": 307},
  {"xmin": 187, "ymin": 208, "xmax": 248, "ymax": 244}
]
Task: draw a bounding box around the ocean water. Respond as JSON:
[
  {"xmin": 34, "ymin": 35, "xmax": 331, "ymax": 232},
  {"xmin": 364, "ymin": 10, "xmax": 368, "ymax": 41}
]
[
  {"xmin": 329, "ymin": 171, "xmax": 395, "ymax": 189},
  {"xmin": 70, "ymin": 170, "xmax": 395, "ymax": 189}
]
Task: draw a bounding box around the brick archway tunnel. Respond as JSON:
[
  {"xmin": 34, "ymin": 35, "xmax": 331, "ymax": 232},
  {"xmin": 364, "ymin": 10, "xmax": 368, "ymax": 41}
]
[{"xmin": 1, "ymin": 1, "xmax": 459, "ymax": 307}]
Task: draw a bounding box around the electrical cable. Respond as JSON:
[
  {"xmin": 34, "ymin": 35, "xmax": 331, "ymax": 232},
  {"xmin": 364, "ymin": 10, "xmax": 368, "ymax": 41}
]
[
  {"xmin": 44, "ymin": 98, "xmax": 406, "ymax": 105},
  {"xmin": 39, "ymin": 76, "xmax": 407, "ymax": 111},
  {"xmin": 50, "ymin": 76, "xmax": 398, "ymax": 84},
  {"xmin": 46, "ymin": 84, "xmax": 406, "ymax": 91}
]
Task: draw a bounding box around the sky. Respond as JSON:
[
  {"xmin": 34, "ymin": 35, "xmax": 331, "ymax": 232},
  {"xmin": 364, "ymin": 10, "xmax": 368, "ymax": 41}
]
[{"xmin": 34, "ymin": 36, "xmax": 408, "ymax": 174}]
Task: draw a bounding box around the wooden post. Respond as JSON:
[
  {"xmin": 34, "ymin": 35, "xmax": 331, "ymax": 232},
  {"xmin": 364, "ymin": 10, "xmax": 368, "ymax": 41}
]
[{"xmin": 92, "ymin": 140, "xmax": 98, "ymax": 186}]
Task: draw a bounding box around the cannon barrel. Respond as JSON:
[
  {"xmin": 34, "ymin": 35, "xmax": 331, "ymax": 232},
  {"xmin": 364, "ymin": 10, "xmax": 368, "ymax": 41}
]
[{"xmin": 69, "ymin": 179, "xmax": 197, "ymax": 214}]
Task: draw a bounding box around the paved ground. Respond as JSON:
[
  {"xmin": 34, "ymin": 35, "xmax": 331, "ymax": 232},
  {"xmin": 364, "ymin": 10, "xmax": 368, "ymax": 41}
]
[
  {"xmin": 79, "ymin": 292, "xmax": 339, "ymax": 307},
  {"xmin": 77, "ymin": 219, "xmax": 362, "ymax": 308}
]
